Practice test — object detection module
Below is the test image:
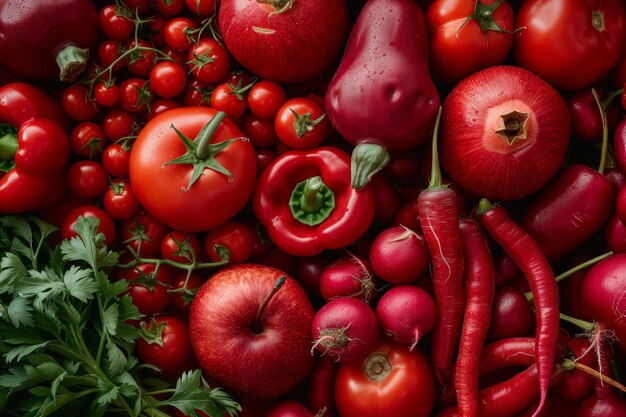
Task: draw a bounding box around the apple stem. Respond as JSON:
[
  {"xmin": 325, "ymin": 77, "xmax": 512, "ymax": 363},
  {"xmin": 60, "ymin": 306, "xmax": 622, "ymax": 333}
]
[{"xmin": 254, "ymin": 276, "xmax": 287, "ymax": 331}]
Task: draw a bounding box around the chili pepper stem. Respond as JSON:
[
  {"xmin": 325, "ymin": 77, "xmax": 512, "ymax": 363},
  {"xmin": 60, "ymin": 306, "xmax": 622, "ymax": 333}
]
[{"xmin": 428, "ymin": 107, "xmax": 444, "ymax": 188}]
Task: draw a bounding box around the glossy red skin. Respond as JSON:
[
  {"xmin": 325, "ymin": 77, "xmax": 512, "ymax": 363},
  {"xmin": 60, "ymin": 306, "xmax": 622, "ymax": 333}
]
[
  {"xmin": 66, "ymin": 160, "xmax": 109, "ymax": 200},
  {"xmin": 0, "ymin": 0, "xmax": 98, "ymax": 81},
  {"xmin": 103, "ymin": 178, "xmax": 140, "ymax": 221},
  {"xmin": 478, "ymin": 337, "xmax": 537, "ymax": 376},
  {"xmin": 130, "ymin": 107, "xmax": 257, "ymax": 233},
  {"xmin": 319, "ymin": 254, "xmax": 376, "ymax": 303},
  {"xmin": 418, "ymin": 186, "xmax": 465, "ymax": 388},
  {"xmin": 312, "ymin": 297, "xmax": 379, "ymax": 363},
  {"xmin": 613, "ymin": 119, "xmax": 626, "ymax": 170},
  {"xmin": 266, "ymin": 400, "xmax": 316, "ymax": 417},
  {"xmin": 456, "ymin": 218, "xmax": 496, "ymax": 417},
  {"xmin": 204, "ymin": 220, "xmax": 255, "ymax": 265},
  {"xmin": 488, "ymin": 286, "xmax": 533, "ymax": 341},
  {"xmin": 426, "ymin": 0, "xmax": 515, "ymax": 87},
  {"xmin": 370, "ymin": 174, "xmax": 402, "ymax": 224},
  {"xmin": 218, "ymin": 0, "xmax": 349, "ymax": 84},
  {"xmin": 136, "ymin": 315, "xmax": 192, "ymax": 375},
  {"xmin": 304, "ymin": 356, "xmax": 338, "ymax": 417},
  {"xmin": 120, "ymin": 263, "xmax": 173, "ymax": 317},
  {"xmin": 555, "ymin": 337, "xmax": 595, "ymax": 403},
  {"xmin": 439, "ymin": 65, "xmax": 570, "ymax": 201},
  {"xmin": 603, "ymin": 211, "xmax": 626, "ymax": 253},
  {"xmin": 252, "ymin": 147, "xmax": 375, "ymax": 257},
  {"xmin": 189, "ymin": 264, "xmax": 315, "ymax": 399},
  {"xmin": 160, "ymin": 230, "xmax": 203, "ymax": 264},
  {"xmin": 334, "ymin": 340, "xmax": 436, "ymax": 417},
  {"xmin": 479, "ymin": 204, "xmax": 560, "ymax": 417},
  {"xmin": 0, "ymin": 83, "xmax": 71, "ymax": 131},
  {"xmin": 325, "ymin": 0, "xmax": 440, "ymax": 153},
  {"xmin": 187, "ymin": 38, "xmax": 231, "ymax": 84},
  {"xmin": 566, "ymin": 88, "xmax": 605, "ymax": 143},
  {"xmin": 62, "ymin": 205, "xmax": 117, "ymax": 247},
  {"xmin": 119, "ymin": 209, "xmax": 171, "ymax": 257},
  {"xmin": 520, "ymin": 164, "xmax": 616, "ymax": 261},
  {"xmin": 580, "ymin": 253, "xmax": 626, "ymax": 354},
  {"xmin": 513, "ymin": 0, "xmax": 626, "ymax": 91},
  {"xmin": 0, "ymin": 118, "xmax": 70, "ymax": 213},
  {"xmin": 369, "ymin": 226, "xmax": 430, "ymax": 285}
]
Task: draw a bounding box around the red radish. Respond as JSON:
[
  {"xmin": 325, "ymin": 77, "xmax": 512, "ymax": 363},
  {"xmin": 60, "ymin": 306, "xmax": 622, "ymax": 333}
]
[
  {"xmin": 579, "ymin": 253, "xmax": 626, "ymax": 354},
  {"xmin": 266, "ymin": 400, "xmax": 320, "ymax": 417},
  {"xmin": 304, "ymin": 356, "xmax": 338, "ymax": 417},
  {"xmin": 218, "ymin": 0, "xmax": 349, "ymax": 83},
  {"xmin": 311, "ymin": 297, "xmax": 379, "ymax": 363},
  {"xmin": 324, "ymin": 0, "xmax": 440, "ymax": 189},
  {"xmin": 556, "ymin": 337, "xmax": 595, "ymax": 403},
  {"xmin": 188, "ymin": 264, "xmax": 315, "ymax": 399},
  {"xmin": 418, "ymin": 108, "xmax": 465, "ymax": 388},
  {"xmin": 292, "ymin": 253, "xmax": 332, "ymax": 307},
  {"xmin": 488, "ymin": 286, "xmax": 533, "ymax": 341},
  {"xmin": 369, "ymin": 225, "xmax": 430, "ymax": 285},
  {"xmin": 478, "ymin": 199, "xmax": 560, "ymax": 417},
  {"xmin": 0, "ymin": 0, "xmax": 98, "ymax": 82},
  {"xmin": 392, "ymin": 198, "xmax": 422, "ymax": 233},
  {"xmin": 604, "ymin": 166, "xmax": 626, "ymax": 191},
  {"xmin": 614, "ymin": 119, "xmax": 626, "ymax": 170},
  {"xmin": 603, "ymin": 211, "xmax": 626, "ymax": 253},
  {"xmin": 456, "ymin": 217, "xmax": 496, "ymax": 417},
  {"xmin": 375, "ymin": 285, "xmax": 437, "ymax": 350},
  {"xmin": 319, "ymin": 253, "xmax": 377, "ymax": 303},
  {"xmin": 439, "ymin": 65, "xmax": 570, "ymax": 201}
]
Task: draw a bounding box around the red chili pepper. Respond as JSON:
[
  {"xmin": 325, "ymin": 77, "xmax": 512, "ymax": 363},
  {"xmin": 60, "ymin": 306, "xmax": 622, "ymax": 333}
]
[
  {"xmin": 437, "ymin": 364, "xmax": 565, "ymax": 417},
  {"xmin": 0, "ymin": 83, "xmax": 71, "ymax": 213},
  {"xmin": 478, "ymin": 337, "xmax": 537, "ymax": 376},
  {"xmin": 456, "ymin": 217, "xmax": 495, "ymax": 417},
  {"xmin": 418, "ymin": 108, "xmax": 465, "ymax": 389},
  {"xmin": 477, "ymin": 200, "xmax": 560, "ymax": 417},
  {"xmin": 253, "ymin": 146, "xmax": 375, "ymax": 257}
]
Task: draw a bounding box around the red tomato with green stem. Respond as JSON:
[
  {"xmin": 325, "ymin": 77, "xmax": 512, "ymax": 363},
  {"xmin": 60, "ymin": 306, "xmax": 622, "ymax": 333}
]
[
  {"xmin": 160, "ymin": 230, "xmax": 203, "ymax": 264},
  {"xmin": 149, "ymin": 61, "xmax": 187, "ymax": 99},
  {"xmin": 103, "ymin": 178, "xmax": 140, "ymax": 220},
  {"xmin": 129, "ymin": 107, "xmax": 257, "ymax": 232},
  {"xmin": 118, "ymin": 77, "xmax": 153, "ymax": 114},
  {"xmin": 101, "ymin": 109, "xmax": 136, "ymax": 142},
  {"xmin": 187, "ymin": 38, "xmax": 231, "ymax": 84},
  {"xmin": 97, "ymin": 40, "xmax": 127, "ymax": 71},
  {"xmin": 426, "ymin": 0, "xmax": 516, "ymax": 87},
  {"xmin": 70, "ymin": 122, "xmax": 107, "ymax": 159},
  {"xmin": 204, "ymin": 220, "xmax": 254, "ymax": 265},
  {"xmin": 334, "ymin": 340, "xmax": 436, "ymax": 417},
  {"xmin": 210, "ymin": 80, "xmax": 253, "ymax": 119},
  {"xmin": 186, "ymin": 0, "xmax": 218, "ymax": 16},
  {"xmin": 170, "ymin": 272, "xmax": 204, "ymax": 312},
  {"xmin": 62, "ymin": 85, "xmax": 99, "ymax": 121},
  {"xmin": 514, "ymin": 0, "xmax": 626, "ymax": 91},
  {"xmin": 66, "ymin": 160, "xmax": 110, "ymax": 200},
  {"xmin": 124, "ymin": 38, "xmax": 157, "ymax": 77},
  {"xmin": 94, "ymin": 80, "xmax": 119, "ymax": 107},
  {"xmin": 163, "ymin": 17, "xmax": 197, "ymax": 52},
  {"xmin": 153, "ymin": 0, "xmax": 186, "ymax": 16},
  {"xmin": 119, "ymin": 209, "xmax": 172, "ymax": 257},
  {"xmin": 102, "ymin": 141, "xmax": 133, "ymax": 177},
  {"xmin": 136, "ymin": 315, "xmax": 192, "ymax": 375},
  {"xmin": 275, "ymin": 98, "xmax": 328, "ymax": 150},
  {"xmin": 118, "ymin": 262, "xmax": 173, "ymax": 317},
  {"xmin": 98, "ymin": 4, "xmax": 134, "ymax": 41}
]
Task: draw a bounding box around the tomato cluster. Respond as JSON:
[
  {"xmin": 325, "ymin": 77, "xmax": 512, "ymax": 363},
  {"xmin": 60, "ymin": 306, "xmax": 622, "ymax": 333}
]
[{"xmin": 1, "ymin": 0, "xmax": 626, "ymax": 416}]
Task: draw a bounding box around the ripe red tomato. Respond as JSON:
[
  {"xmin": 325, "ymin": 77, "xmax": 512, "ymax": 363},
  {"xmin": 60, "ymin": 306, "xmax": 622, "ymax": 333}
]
[
  {"xmin": 118, "ymin": 77, "xmax": 153, "ymax": 114},
  {"xmin": 70, "ymin": 122, "xmax": 107, "ymax": 159},
  {"xmin": 153, "ymin": 0, "xmax": 186, "ymax": 16},
  {"xmin": 186, "ymin": 0, "xmax": 217, "ymax": 15},
  {"xmin": 170, "ymin": 272, "xmax": 204, "ymax": 312},
  {"xmin": 204, "ymin": 220, "xmax": 254, "ymax": 265},
  {"xmin": 103, "ymin": 178, "xmax": 140, "ymax": 220},
  {"xmin": 98, "ymin": 4, "xmax": 134, "ymax": 41},
  {"xmin": 119, "ymin": 209, "xmax": 171, "ymax": 257},
  {"xmin": 102, "ymin": 142, "xmax": 132, "ymax": 177},
  {"xmin": 334, "ymin": 340, "xmax": 436, "ymax": 417},
  {"xmin": 66, "ymin": 160, "xmax": 110, "ymax": 199},
  {"xmin": 164, "ymin": 17, "xmax": 196, "ymax": 52},
  {"xmin": 136, "ymin": 315, "xmax": 192, "ymax": 375},
  {"xmin": 118, "ymin": 263, "xmax": 173, "ymax": 317},
  {"xmin": 97, "ymin": 40, "xmax": 127, "ymax": 71},
  {"xmin": 210, "ymin": 82, "xmax": 250, "ymax": 119},
  {"xmin": 275, "ymin": 98, "xmax": 328, "ymax": 150},
  {"xmin": 101, "ymin": 109, "xmax": 136, "ymax": 141},
  {"xmin": 94, "ymin": 81, "xmax": 119, "ymax": 107},
  {"xmin": 129, "ymin": 107, "xmax": 257, "ymax": 232},
  {"xmin": 247, "ymin": 80, "xmax": 287, "ymax": 119},
  {"xmin": 124, "ymin": 38, "xmax": 157, "ymax": 77},
  {"xmin": 187, "ymin": 38, "xmax": 231, "ymax": 84},
  {"xmin": 160, "ymin": 230, "xmax": 203, "ymax": 264},
  {"xmin": 62, "ymin": 85, "xmax": 99, "ymax": 122},
  {"xmin": 514, "ymin": 0, "xmax": 626, "ymax": 91},
  {"xmin": 242, "ymin": 113, "xmax": 278, "ymax": 148},
  {"xmin": 62, "ymin": 205, "xmax": 117, "ymax": 247},
  {"xmin": 149, "ymin": 61, "xmax": 187, "ymax": 99}
]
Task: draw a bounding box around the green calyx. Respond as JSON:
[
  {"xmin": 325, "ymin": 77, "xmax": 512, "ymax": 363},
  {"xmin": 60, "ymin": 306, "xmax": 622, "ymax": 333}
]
[
  {"xmin": 0, "ymin": 124, "xmax": 18, "ymax": 173},
  {"xmin": 289, "ymin": 176, "xmax": 335, "ymax": 226},
  {"xmin": 162, "ymin": 111, "xmax": 239, "ymax": 192},
  {"xmin": 457, "ymin": 0, "xmax": 516, "ymax": 35},
  {"xmin": 289, "ymin": 108, "xmax": 326, "ymax": 138}
]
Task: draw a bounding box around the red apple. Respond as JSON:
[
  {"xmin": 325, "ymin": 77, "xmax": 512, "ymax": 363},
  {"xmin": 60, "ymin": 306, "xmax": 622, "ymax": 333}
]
[{"xmin": 188, "ymin": 263, "xmax": 315, "ymax": 399}]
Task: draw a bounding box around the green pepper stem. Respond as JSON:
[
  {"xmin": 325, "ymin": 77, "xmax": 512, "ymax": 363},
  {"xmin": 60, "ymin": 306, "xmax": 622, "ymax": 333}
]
[
  {"xmin": 289, "ymin": 175, "xmax": 335, "ymax": 226},
  {"xmin": 196, "ymin": 111, "xmax": 226, "ymax": 160},
  {"xmin": 301, "ymin": 176, "xmax": 324, "ymax": 213}
]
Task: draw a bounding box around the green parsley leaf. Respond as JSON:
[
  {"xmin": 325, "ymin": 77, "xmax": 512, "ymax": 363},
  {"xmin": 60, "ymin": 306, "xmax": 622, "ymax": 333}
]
[{"xmin": 60, "ymin": 216, "xmax": 118, "ymax": 271}]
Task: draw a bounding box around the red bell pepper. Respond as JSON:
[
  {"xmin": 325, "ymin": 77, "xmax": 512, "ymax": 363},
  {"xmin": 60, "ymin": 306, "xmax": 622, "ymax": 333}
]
[
  {"xmin": 252, "ymin": 146, "xmax": 375, "ymax": 257},
  {"xmin": 0, "ymin": 83, "xmax": 71, "ymax": 213}
]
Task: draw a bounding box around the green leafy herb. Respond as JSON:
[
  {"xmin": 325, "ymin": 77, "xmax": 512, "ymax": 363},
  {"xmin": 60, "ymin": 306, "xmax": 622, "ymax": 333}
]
[{"xmin": 0, "ymin": 215, "xmax": 241, "ymax": 417}]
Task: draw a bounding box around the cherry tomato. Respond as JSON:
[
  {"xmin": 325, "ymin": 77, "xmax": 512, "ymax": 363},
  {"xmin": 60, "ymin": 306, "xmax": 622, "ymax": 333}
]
[
  {"xmin": 146, "ymin": 14, "xmax": 168, "ymax": 48},
  {"xmin": 147, "ymin": 98, "xmax": 181, "ymax": 121},
  {"xmin": 62, "ymin": 85, "xmax": 99, "ymax": 122},
  {"xmin": 98, "ymin": 4, "xmax": 134, "ymax": 41},
  {"xmin": 101, "ymin": 109, "xmax": 136, "ymax": 142},
  {"xmin": 102, "ymin": 142, "xmax": 133, "ymax": 177},
  {"xmin": 242, "ymin": 113, "xmax": 278, "ymax": 148},
  {"xmin": 97, "ymin": 40, "xmax": 128, "ymax": 71},
  {"xmin": 124, "ymin": 0, "xmax": 152, "ymax": 14},
  {"xmin": 163, "ymin": 17, "xmax": 196, "ymax": 52},
  {"xmin": 119, "ymin": 209, "xmax": 171, "ymax": 256},
  {"xmin": 255, "ymin": 147, "xmax": 278, "ymax": 176},
  {"xmin": 181, "ymin": 79, "xmax": 212, "ymax": 107},
  {"xmin": 275, "ymin": 98, "xmax": 328, "ymax": 150},
  {"xmin": 153, "ymin": 0, "xmax": 186, "ymax": 16},
  {"xmin": 185, "ymin": 0, "xmax": 217, "ymax": 15},
  {"xmin": 118, "ymin": 77, "xmax": 153, "ymax": 114},
  {"xmin": 248, "ymin": 80, "xmax": 287, "ymax": 119},
  {"xmin": 70, "ymin": 122, "xmax": 107, "ymax": 159},
  {"xmin": 149, "ymin": 61, "xmax": 187, "ymax": 99},
  {"xmin": 204, "ymin": 220, "xmax": 254, "ymax": 265},
  {"xmin": 118, "ymin": 263, "xmax": 173, "ymax": 317},
  {"xmin": 210, "ymin": 81, "xmax": 250, "ymax": 119},
  {"xmin": 136, "ymin": 315, "xmax": 192, "ymax": 375},
  {"xmin": 187, "ymin": 38, "xmax": 231, "ymax": 84},
  {"xmin": 66, "ymin": 160, "xmax": 110, "ymax": 199},
  {"xmin": 161, "ymin": 230, "xmax": 203, "ymax": 264},
  {"xmin": 62, "ymin": 205, "xmax": 117, "ymax": 247},
  {"xmin": 124, "ymin": 38, "xmax": 157, "ymax": 77},
  {"xmin": 169, "ymin": 272, "xmax": 204, "ymax": 312},
  {"xmin": 335, "ymin": 340, "xmax": 436, "ymax": 417},
  {"xmin": 103, "ymin": 178, "xmax": 140, "ymax": 220},
  {"xmin": 94, "ymin": 81, "xmax": 119, "ymax": 108}
]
